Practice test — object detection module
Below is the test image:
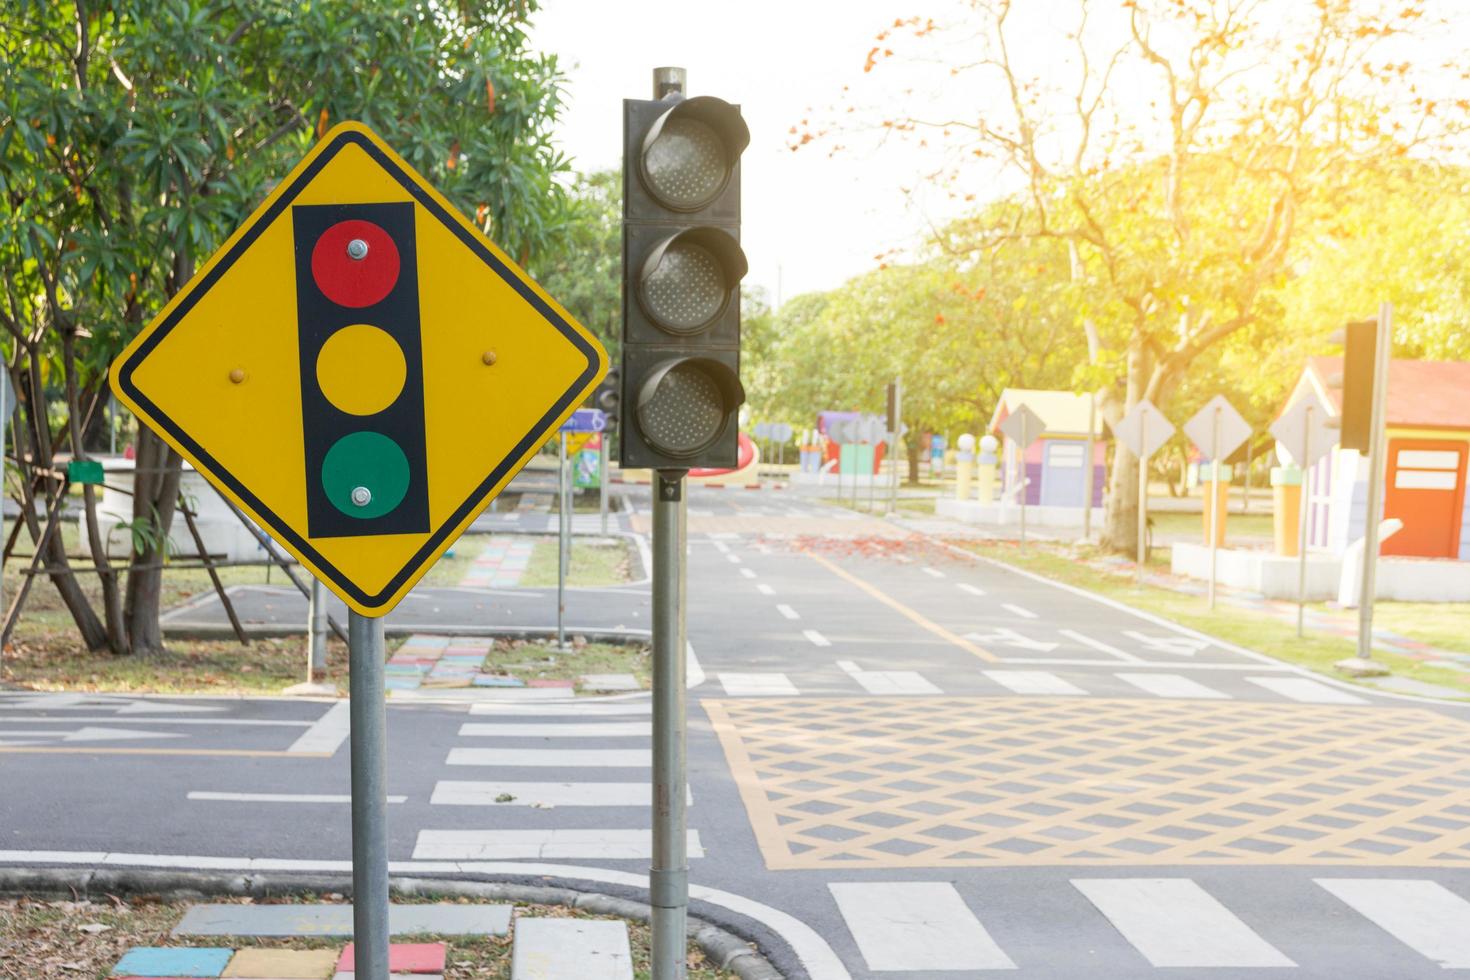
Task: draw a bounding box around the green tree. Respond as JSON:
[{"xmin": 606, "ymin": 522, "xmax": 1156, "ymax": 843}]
[
  {"xmin": 532, "ymin": 169, "xmax": 621, "ymax": 357},
  {"xmin": 0, "ymin": 0, "xmax": 574, "ymax": 653}
]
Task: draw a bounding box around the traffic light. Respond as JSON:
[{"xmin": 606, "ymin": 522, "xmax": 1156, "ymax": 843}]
[
  {"xmin": 620, "ymin": 91, "xmax": 748, "ymax": 470},
  {"xmin": 293, "ymin": 202, "xmax": 429, "ymax": 537}
]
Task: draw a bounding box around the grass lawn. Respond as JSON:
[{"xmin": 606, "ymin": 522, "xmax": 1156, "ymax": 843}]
[
  {"xmin": 0, "ymin": 894, "xmax": 735, "ymax": 980},
  {"xmin": 520, "ymin": 535, "xmax": 637, "ymax": 587},
  {"xmin": 954, "ymin": 539, "xmax": 1470, "ymax": 698},
  {"xmin": 1149, "ymin": 510, "xmax": 1275, "ymax": 541},
  {"xmin": 483, "ymin": 638, "xmax": 651, "ymax": 692}
]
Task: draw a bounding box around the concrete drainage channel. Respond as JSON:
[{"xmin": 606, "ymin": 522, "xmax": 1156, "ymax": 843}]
[{"xmin": 0, "ymin": 867, "xmax": 784, "ymax": 979}]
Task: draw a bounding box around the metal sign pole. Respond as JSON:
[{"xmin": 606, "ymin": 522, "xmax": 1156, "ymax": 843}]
[
  {"xmin": 1296, "ymin": 408, "xmax": 1313, "ymax": 637},
  {"xmin": 1018, "ymin": 417, "xmax": 1028, "ymax": 549},
  {"xmin": 599, "ymin": 434, "xmax": 610, "ymax": 534},
  {"xmin": 1137, "ymin": 412, "xmax": 1148, "ymax": 587},
  {"xmin": 888, "ymin": 380, "xmax": 901, "ymax": 515},
  {"xmin": 651, "ymin": 471, "xmax": 688, "ymax": 980},
  {"xmin": 1207, "ymin": 406, "xmax": 1221, "ymax": 610},
  {"xmin": 1355, "ymin": 301, "xmax": 1393, "ymax": 665},
  {"xmin": 348, "ymin": 610, "xmax": 389, "ymax": 980},
  {"xmin": 558, "ymin": 431, "xmax": 568, "ymax": 651},
  {"xmin": 309, "ymin": 577, "xmax": 328, "ymax": 682}
]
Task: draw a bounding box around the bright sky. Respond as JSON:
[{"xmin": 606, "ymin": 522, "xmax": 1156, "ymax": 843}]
[{"xmin": 529, "ymin": 0, "xmax": 972, "ymax": 307}]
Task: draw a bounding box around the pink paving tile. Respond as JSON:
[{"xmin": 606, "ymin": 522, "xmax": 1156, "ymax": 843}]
[
  {"xmin": 335, "ymin": 942, "xmax": 446, "ymax": 973},
  {"xmin": 527, "ymin": 678, "xmax": 574, "ymax": 688}
]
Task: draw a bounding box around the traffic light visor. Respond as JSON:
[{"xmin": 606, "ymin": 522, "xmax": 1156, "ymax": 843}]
[
  {"xmin": 635, "ymin": 356, "xmax": 745, "ymax": 459},
  {"xmin": 638, "ymin": 227, "xmax": 746, "ymax": 335},
  {"xmin": 640, "ymin": 96, "xmax": 750, "ymax": 212}
]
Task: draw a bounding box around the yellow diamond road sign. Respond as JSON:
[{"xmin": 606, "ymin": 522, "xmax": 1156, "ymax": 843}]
[{"xmin": 110, "ymin": 122, "xmax": 608, "ymax": 616}]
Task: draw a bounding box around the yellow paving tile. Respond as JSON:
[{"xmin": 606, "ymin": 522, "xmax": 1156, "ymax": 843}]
[
  {"xmin": 704, "ymin": 697, "xmax": 1470, "ymax": 869},
  {"xmin": 222, "ymin": 946, "xmax": 340, "ymax": 978}
]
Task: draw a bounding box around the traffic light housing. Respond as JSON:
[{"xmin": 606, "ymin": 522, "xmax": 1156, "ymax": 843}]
[
  {"xmin": 620, "ymin": 93, "xmax": 748, "ymax": 470},
  {"xmin": 593, "ymin": 367, "xmax": 621, "ymax": 429},
  {"xmin": 293, "ymin": 202, "xmax": 429, "ymax": 537}
]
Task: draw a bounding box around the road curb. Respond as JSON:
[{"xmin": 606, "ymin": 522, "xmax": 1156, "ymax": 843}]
[{"xmin": 0, "ymin": 867, "xmax": 784, "ymax": 979}]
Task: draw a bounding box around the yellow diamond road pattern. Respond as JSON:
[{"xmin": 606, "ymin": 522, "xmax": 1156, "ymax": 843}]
[{"xmin": 704, "ymin": 697, "xmax": 1470, "ymax": 869}]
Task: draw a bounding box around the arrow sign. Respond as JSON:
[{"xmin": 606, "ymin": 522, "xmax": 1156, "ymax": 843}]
[
  {"xmin": 1184, "ymin": 394, "xmax": 1252, "ymax": 462},
  {"xmin": 1270, "ymin": 394, "xmax": 1334, "ymax": 469},
  {"xmin": 1113, "ymin": 399, "xmax": 1175, "ymax": 459},
  {"xmin": 997, "ymin": 403, "xmax": 1046, "ymax": 449},
  {"xmin": 964, "ymin": 627, "xmax": 1058, "ymax": 652}
]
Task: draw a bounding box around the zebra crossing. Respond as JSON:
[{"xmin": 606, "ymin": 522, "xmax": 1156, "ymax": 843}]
[
  {"xmin": 411, "ymin": 698, "xmax": 700, "ymax": 862},
  {"xmin": 823, "ymin": 875, "xmax": 1470, "ymax": 973},
  {"xmin": 712, "ymin": 663, "xmax": 1368, "ymax": 703}
]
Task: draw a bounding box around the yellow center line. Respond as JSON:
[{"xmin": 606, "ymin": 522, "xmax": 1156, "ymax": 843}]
[
  {"xmin": 804, "ymin": 550, "xmax": 998, "ymax": 662},
  {"xmin": 0, "ymin": 747, "xmax": 331, "ymax": 758}
]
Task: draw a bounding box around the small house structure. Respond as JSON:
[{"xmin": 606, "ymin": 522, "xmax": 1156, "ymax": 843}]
[{"xmin": 989, "ymin": 388, "xmax": 1105, "ymax": 509}]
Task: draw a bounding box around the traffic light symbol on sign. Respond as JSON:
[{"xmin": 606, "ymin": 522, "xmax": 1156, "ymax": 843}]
[{"xmin": 293, "ymin": 202, "xmax": 430, "ymax": 538}]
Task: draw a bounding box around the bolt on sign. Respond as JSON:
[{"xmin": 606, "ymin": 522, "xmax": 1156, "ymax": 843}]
[{"xmin": 110, "ymin": 123, "xmax": 608, "ymax": 615}]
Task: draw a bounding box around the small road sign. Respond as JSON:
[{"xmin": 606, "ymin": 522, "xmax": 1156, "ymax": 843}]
[
  {"xmin": 560, "ymin": 408, "xmax": 607, "ymax": 433},
  {"xmin": 1113, "ymin": 399, "xmax": 1175, "ymax": 459},
  {"xmin": 771, "ymin": 422, "xmax": 793, "ymax": 442},
  {"xmin": 1184, "ymin": 394, "xmax": 1252, "ymax": 461},
  {"xmin": 1270, "ymin": 394, "xmax": 1334, "ymax": 470},
  {"xmin": 997, "ymin": 403, "xmax": 1046, "ymax": 448},
  {"xmin": 110, "ymin": 122, "xmax": 607, "ymax": 616}
]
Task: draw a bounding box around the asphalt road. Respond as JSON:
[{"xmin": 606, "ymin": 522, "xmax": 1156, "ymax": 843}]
[{"xmin": 6, "ymin": 485, "xmax": 1470, "ymax": 978}]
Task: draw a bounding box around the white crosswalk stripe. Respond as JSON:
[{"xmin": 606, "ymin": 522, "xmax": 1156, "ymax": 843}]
[
  {"xmin": 1073, "ymin": 878, "xmax": 1294, "ymax": 968},
  {"xmin": 984, "ymin": 670, "xmax": 1086, "ymax": 696},
  {"xmin": 719, "ymin": 673, "xmax": 799, "ymax": 696},
  {"xmin": 829, "ymin": 882, "xmax": 1015, "ymax": 970},
  {"xmin": 1116, "ymin": 673, "xmax": 1228, "ymax": 700},
  {"xmin": 837, "ymin": 661, "xmax": 941, "ymax": 695},
  {"xmin": 457, "ymin": 722, "xmax": 647, "ymax": 738},
  {"xmin": 447, "ymin": 748, "xmax": 649, "ymax": 767},
  {"xmin": 429, "ymin": 781, "xmax": 689, "ymax": 807},
  {"xmin": 412, "ymin": 828, "xmax": 702, "ymax": 860},
  {"xmin": 1246, "ymin": 676, "xmax": 1366, "ymax": 704},
  {"xmin": 1317, "ymin": 879, "xmax": 1470, "ymax": 969}
]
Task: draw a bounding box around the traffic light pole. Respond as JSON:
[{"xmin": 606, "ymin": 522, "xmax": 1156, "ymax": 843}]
[
  {"xmin": 651, "ymin": 471, "xmax": 689, "ymax": 980},
  {"xmin": 348, "ymin": 611, "xmax": 390, "ymax": 980},
  {"xmin": 558, "ymin": 431, "xmax": 569, "ymax": 651}
]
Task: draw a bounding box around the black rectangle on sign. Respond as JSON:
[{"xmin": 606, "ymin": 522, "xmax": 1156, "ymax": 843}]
[{"xmin": 292, "ymin": 201, "xmax": 430, "ymax": 538}]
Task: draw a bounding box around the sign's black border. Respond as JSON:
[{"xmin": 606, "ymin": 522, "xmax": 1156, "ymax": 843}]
[{"xmin": 115, "ymin": 130, "xmax": 601, "ymax": 609}]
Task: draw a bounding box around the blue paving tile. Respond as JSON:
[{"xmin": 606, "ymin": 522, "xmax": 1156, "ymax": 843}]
[{"xmin": 112, "ymin": 945, "xmax": 233, "ymax": 976}]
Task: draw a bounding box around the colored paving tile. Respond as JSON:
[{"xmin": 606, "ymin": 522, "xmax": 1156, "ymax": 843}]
[
  {"xmin": 527, "ymin": 678, "xmax": 574, "ymax": 688},
  {"xmin": 336, "ymin": 942, "xmax": 445, "ymax": 973},
  {"xmin": 222, "ymin": 947, "xmax": 340, "ymax": 977},
  {"xmin": 174, "ymin": 904, "xmax": 510, "ymax": 938},
  {"xmin": 473, "ymin": 675, "xmax": 525, "ymax": 687},
  {"xmin": 113, "ymin": 946, "xmax": 234, "ymax": 977}
]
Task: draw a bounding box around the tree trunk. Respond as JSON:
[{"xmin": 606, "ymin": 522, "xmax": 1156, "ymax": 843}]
[
  {"xmin": 1101, "ymin": 339, "xmax": 1151, "ymax": 555},
  {"xmin": 906, "ymin": 433, "xmax": 922, "ymax": 485},
  {"xmin": 122, "ymin": 427, "xmax": 183, "ymax": 655}
]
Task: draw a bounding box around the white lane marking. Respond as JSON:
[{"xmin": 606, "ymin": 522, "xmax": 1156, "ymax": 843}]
[
  {"xmin": 412, "ymin": 829, "xmax": 703, "ymax": 860},
  {"xmin": 1317, "ymin": 879, "xmax": 1470, "ymax": 968},
  {"xmin": 1247, "ymin": 676, "xmax": 1367, "ymax": 704},
  {"xmin": 458, "ymin": 722, "xmax": 647, "ymax": 738},
  {"xmin": 726, "ymin": 553, "xmax": 742, "ymax": 564},
  {"xmin": 0, "ymin": 852, "xmax": 851, "ymax": 980},
  {"xmin": 0, "ymin": 716, "xmax": 310, "ymax": 727},
  {"xmin": 1116, "ymin": 673, "xmax": 1228, "ymax": 700},
  {"xmin": 983, "ymin": 671, "xmax": 1086, "ymax": 696},
  {"xmin": 1074, "ymin": 878, "xmax": 1294, "ymax": 968},
  {"xmin": 1000, "ymin": 603, "xmax": 1038, "ymax": 619},
  {"xmin": 187, "ymin": 791, "xmax": 406, "ymax": 804},
  {"xmin": 921, "ymin": 566, "xmax": 945, "ymax": 579},
  {"xmin": 739, "ymin": 567, "xmax": 757, "ymax": 579},
  {"xmin": 756, "ymin": 583, "xmax": 776, "ymax": 596},
  {"xmin": 803, "ymin": 629, "xmax": 831, "ymax": 648},
  {"xmin": 776, "ymin": 604, "xmax": 801, "ymax": 620},
  {"xmin": 829, "ymin": 882, "xmax": 1015, "ymax": 971},
  {"xmin": 994, "ymin": 658, "xmax": 1293, "ymax": 671},
  {"xmin": 430, "ymin": 781, "xmax": 689, "ymax": 807},
  {"xmin": 711, "ymin": 540, "xmax": 731, "ymax": 554},
  {"xmin": 288, "ymin": 701, "xmax": 351, "ymax": 756},
  {"xmin": 956, "ymin": 583, "xmax": 986, "ymax": 597},
  {"xmin": 719, "ymin": 673, "xmax": 799, "ymax": 696},
  {"xmin": 469, "ymin": 702, "xmax": 650, "ymax": 716},
  {"xmin": 0, "ymin": 726, "xmax": 182, "ymax": 743},
  {"xmin": 1057, "ymin": 629, "xmax": 1145, "ymax": 664},
  {"xmin": 447, "ymin": 748, "xmax": 650, "ymax": 767},
  {"xmin": 1123, "ymin": 630, "xmax": 1212, "ymax": 656}
]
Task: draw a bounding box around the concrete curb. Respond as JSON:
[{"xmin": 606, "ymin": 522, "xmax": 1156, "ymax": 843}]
[
  {"xmin": 0, "ymin": 867, "xmax": 784, "ymax": 979},
  {"xmin": 161, "ymin": 623, "xmax": 654, "ymax": 644}
]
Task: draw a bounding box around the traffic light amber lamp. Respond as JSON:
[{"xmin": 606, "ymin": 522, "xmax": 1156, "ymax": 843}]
[
  {"xmin": 635, "ymin": 357, "xmax": 745, "ymax": 460},
  {"xmin": 639, "ymin": 96, "xmax": 751, "ymax": 212}
]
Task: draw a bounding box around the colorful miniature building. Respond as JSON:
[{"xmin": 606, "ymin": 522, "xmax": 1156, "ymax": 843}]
[{"xmin": 988, "ymin": 389, "xmax": 1105, "ymax": 509}]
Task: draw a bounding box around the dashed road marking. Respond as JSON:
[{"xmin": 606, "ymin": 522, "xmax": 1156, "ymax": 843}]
[
  {"xmin": 1000, "ymin": 603, "xmax": 1038, "ymax": 619},
  {"xmin": 956, "ymin": 583, "xmax": 986, "ymax": 597},
  {"xmin": 921, "ymin": 566, "xmax": 945, "ymax": 579},
  {"xmin": 739, "ymin": 568, "xmax": 757, "ymax": 579},
  {"xmin": 756, "ymin": 583, "xmax": 776, "ymax": 596},
  {"xmin": 776, "ymin": 604, "xmax": 800, "ymax": 620},
  {"xmin": 803, "ymin": 629, "xmax": 831, "ymax": 647}
]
